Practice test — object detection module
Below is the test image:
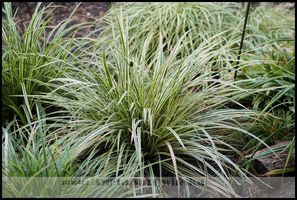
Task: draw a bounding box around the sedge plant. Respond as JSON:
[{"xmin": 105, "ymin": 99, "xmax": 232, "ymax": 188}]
[
  {"xmin": 2, "ymin": 2, "xmax": 91, "ymax": 125},
  {"xmin": 38, "ymin": 15, "xmax": 273, "ymax": 197},
  {"xmin": 2, "ymin": 91, "xmax": 156, "ymax": 198}
]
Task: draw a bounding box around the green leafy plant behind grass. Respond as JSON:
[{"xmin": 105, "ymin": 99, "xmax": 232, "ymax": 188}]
[
  {"xmin": 239, "ymin": 49, "xmax": 295, "ymax": 113},
  {"xmin": 236, "ymin": 39, "xmax": 295, "ymax": 150},
  {"xmin": 2, "ymin": 2, "xmax": 89, "ymax": 125},
  {"xmin": 223, "ymin": 17, "xmax": 295, "ymax": 174},
  {"xmin": 246, "ymin": 2, "xmax": 295, "ymax": 51}
]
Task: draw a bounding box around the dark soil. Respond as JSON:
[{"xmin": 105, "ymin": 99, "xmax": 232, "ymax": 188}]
[{"xmin": 5, "ymin": 2, "xmax": 112, "ymax": 37}]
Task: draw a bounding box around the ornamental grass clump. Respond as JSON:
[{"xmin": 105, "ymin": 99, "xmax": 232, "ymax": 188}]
[
  {"xmin": 2, "ymin": 94, "xmax": 151, "ymax": 198},
  {"xmin": 97, "ymin": 2, "xmax": 244, "ymax": 76},
  {"xmin": 97, "ymin": 3, "xmax": 295, "ymax": 77},
  {"xmin": 100, "ymin": 2, "xmax": 242, "ymax": 52},
  {"xmin": 2, "ymin": 2, "xmax": 89, "ymax": 124},
  {"xmin": 2, "ymin": 99, "xmax": 74, "ymax": 177},
  {"xmin": 2, "ymin": 2, "xmax": 291, "ymax": 197},
  {"xmin": 38, "ymin": 17, "xmax": 272, "ymax": 197}
]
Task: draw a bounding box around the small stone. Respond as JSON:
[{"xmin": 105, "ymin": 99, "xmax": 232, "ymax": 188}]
[{"xmin": 246, "ymin": 141, "xmax": 295, "ymax": 176}]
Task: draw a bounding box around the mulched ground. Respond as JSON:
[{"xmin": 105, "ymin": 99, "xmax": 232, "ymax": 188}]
[{"xmin": 6, "ymin": 2, "xmax": 112, "ymax": 37}]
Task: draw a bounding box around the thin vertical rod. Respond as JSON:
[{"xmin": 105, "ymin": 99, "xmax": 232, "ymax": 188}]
[{"xmin": 234, "ymin": 2, "xmax": 251, "ymax": 81}]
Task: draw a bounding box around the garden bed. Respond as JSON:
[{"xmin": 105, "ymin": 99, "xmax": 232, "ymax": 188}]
[{"xmin": 2, "ymin": 2, "xmax": 295, "ymax": 198}]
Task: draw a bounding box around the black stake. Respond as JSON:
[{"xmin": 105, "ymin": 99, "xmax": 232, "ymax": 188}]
[{"xmin": 234, "ymin": 2, "xmax": 251, "ymax": 82}]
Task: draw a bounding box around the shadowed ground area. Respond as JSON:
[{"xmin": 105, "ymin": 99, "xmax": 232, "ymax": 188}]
[{"xmin": 5, "ymin": 2, "xmax": 111, "ymax": 37}]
